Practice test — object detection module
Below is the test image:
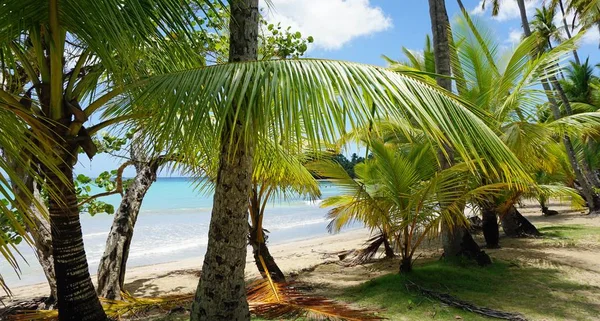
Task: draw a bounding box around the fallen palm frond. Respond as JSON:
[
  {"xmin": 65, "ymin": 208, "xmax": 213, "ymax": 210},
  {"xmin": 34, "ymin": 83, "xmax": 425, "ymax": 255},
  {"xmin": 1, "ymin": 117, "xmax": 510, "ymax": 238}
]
[
  {"xmin": 5, "ymin": 293, "xmax": 195, "ymax": 321},
  {"xmin": 7, "ymin": 281, "xmax": 385, "ymax": 321},
  {"xmin": 247, "ymin": 280, "xmax": 385, "ymax": 320}
]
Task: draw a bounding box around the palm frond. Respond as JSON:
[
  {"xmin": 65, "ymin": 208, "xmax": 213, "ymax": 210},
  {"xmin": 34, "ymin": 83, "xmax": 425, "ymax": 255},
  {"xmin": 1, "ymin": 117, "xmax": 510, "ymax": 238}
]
[{"xmin": 126, "ymin": 59, "xmax": 530, "ymax": 187}]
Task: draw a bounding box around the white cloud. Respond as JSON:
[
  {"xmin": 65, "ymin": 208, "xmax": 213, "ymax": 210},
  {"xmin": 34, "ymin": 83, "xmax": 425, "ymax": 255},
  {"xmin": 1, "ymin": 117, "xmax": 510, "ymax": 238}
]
[
  {"xmin": 472, "ymin": 0, "xmax": 541, "ymax": 22},
  {"xmin": 260, "ymin": 0, "xmax": 392, "ymax": 51},
  {"xmin": 552, "ymin": 7, "xmax": 599, "ymax": 47},
  {"xmin": 507, "ymin": 28, "xmax": 523, "ymax": 44}
]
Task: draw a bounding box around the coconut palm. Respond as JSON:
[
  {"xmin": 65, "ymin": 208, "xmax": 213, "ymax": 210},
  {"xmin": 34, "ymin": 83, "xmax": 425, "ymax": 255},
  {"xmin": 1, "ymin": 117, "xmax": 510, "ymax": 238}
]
[
  {"xmin": 0, "ymin": 1, "xmax": 223, "ymax": 319},
  {"xmin": 428, "ymin": 0, "xmax": 481, "ymax": 260},
  {"xmin": 480, "ymin": 0, "xmax": 600, "ymax": 213},
  {"xmin": 313, "ymin": 139, "xmax": 504, "ymax": 273}
]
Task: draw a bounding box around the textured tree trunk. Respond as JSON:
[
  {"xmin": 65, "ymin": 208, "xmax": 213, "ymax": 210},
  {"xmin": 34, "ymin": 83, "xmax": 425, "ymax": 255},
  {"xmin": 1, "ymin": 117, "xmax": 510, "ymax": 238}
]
[
  {"xmin": 97, "ymin": 145, "xmax": 160, "ymax": 300},
  {"xmin": 481, "ymin": 203, "xmax": 499, "ymax": 248},
  {"xmin": 29, "ymin": 187, "xmax": 57, "ymax": 306},
  {"xmin": 429, "ymin": 0, "xmax": 486, "ymax": 261},
  {"xmin": 501, "ymin": 206, "xmax": 541, "ymax": 237},
  {"xmin": 9, "ymin": 163, "xmax": 57, "ymax": 305},
  {"xmin": 557, "ymin": 0, "xmax": 581, "ymax": 64},
  {"xmin": 46, "ymin": 157, "xmax": 107, "ymax": 321},
  {"xmin": 190, "ymin": 1, "xmax": 258, "ymax": 320}
]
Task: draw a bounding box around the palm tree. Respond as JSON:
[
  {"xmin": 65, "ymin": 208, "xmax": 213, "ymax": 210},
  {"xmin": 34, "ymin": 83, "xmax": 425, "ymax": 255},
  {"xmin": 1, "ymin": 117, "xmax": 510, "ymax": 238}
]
[
  {"xmin": 483, "ymin": 0, "xmax": 600, "ymax": 213},
  {"xmin": 314, "ymin": 139, "xmax": 502, "ymax": 273},
  {"xmin": 0, "ymin": 1, "xmax": 218, "ymax": 319}
]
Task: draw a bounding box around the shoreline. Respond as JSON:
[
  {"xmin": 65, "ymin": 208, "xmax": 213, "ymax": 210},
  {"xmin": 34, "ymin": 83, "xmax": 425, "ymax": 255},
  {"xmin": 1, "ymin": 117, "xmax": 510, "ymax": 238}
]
[{"xmin": 2, "ymin": 228, "xmax": 371, "ymax": 301}]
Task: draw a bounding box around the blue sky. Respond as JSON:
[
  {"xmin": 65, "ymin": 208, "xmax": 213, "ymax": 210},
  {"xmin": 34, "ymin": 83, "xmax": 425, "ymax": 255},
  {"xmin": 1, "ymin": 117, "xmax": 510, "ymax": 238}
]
[{"xmin": 76, "ymin": 0, "xmax": 600, "ymax": 177}]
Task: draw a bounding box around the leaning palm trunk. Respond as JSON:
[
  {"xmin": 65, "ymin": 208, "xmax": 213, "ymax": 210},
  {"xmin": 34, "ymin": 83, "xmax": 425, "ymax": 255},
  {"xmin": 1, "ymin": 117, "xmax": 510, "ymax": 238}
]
[
  {"xmin": 97, "ymin": 144, "xmax": 161, "ymax": 300},
  {"xmin": 45, "ymin": 151, "xmax": 107, "ymax": 321},
  {"xmin": 249, "ymin": 190, "xmax": 285, "ymax": 283},
  {"xmin": 500, "ymin": 206, "xmax": 541, "ymax": 237},
  {"xmin": 190, "ymin": 2, "xmax": 258, "ymax": 320}
]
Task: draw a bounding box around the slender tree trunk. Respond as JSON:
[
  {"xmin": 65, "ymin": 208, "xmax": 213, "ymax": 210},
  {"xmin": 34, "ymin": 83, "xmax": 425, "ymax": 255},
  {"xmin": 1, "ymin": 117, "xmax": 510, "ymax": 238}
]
[
  {"xmin": 45, "ymin": 155, "xmax": 107, "ymax": 321},
  {"xmin": 516, "ymin": 0, "xmax": 600, "ymax": 213},
  {"xmin": 97, "ymin": 144, "xmax": 160, "ymax": 300},
  {"xmin": 190, "ymin": 1, "xmax": 258, "ymax": 320},
  {"xmin": 481, "ymin": 202, "xmax": 499, "ymax": 248},
  {"xmin": 8, "ymin": 149, "xmax": 69, "ymax": 310},
  {"xmin": 558, "ymin": 0, "xmax": 581, "ymax": 64},
  {"xmin": 429, "ymin": 0, "xmax": 487, "ymax": 261},
  {"xmin": 249, "ymin": 189, "xmax": 286, "ymax": 282},
  {"xmin": 9, "ymin": 163, "xmax": 57, "ymax": 305},
  {"xmin": 501, "ymin": 206, "xmax": 541, "ymax": 237},
  {"xmin": 29, "ymin": 186, "xmax": 57, "ymax": 305}
]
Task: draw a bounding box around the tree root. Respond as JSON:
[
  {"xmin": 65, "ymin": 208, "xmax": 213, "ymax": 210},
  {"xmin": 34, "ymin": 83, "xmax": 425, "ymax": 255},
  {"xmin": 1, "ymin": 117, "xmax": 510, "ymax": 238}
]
[{"xmin": 407, "ymin": 281, "xmax": 527, "ymax": 321}]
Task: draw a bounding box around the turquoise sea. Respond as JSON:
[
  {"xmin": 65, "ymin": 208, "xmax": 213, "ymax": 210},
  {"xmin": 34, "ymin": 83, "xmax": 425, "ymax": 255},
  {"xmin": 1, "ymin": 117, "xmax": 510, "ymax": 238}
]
[{"xmin": 2, "ymin": 178, "xmax": 348, "ymax": 288}]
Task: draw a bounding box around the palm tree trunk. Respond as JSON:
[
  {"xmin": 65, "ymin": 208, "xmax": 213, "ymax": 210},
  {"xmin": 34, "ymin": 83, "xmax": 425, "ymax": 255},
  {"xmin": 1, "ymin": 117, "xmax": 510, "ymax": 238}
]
[
  {"xmin": 429, "ymin": 0, "xmax": 486, "ymax": 260},
  {"xmin": 481, "ymin": 202, "xmax": 499, "ymax": 248},
  {"xmin": 97, "ymin": 149, "xmax": 160, "ymax": 300},
  {"xmin": 501, "ymin": 206, "xmax": 541, "ymax": 237},
  {"xmin": 558, "ymin": 0, "xmax": 581, "ymax": 64},
  {"xmin": 9, "ymin": 163, "xmax": 57, "ymax": 305},
  {"xmin": 249, "ymin": 236, "xmax": 286, "ymax": 282},
  {"xmin": 46, "ymin": 158, "xmax": 107, "ymax": 321},
  {"xmin": 29, "ymin": 186, "xmax": 57, "ymax": 305},
  {"xmin": 190, "ymin": 1, "xmax": 258, "ymax": 320}
]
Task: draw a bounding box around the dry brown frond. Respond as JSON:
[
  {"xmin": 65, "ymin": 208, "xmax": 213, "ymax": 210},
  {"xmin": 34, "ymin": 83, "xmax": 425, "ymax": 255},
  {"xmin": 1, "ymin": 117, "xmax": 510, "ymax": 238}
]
[{"xmin": 248, "ymin": 280, "xmax": 385, "ymax": 320}]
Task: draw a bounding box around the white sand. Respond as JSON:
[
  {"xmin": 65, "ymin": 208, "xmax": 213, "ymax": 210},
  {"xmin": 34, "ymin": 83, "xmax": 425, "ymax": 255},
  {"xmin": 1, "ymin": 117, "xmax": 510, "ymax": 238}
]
[{"xmin": 2, "ymin": 228, "xmax": 371, "ymax": 301}]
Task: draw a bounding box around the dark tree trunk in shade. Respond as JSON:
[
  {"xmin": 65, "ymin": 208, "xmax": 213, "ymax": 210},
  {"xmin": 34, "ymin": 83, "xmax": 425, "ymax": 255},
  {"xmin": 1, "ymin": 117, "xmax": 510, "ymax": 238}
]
[
  {"xmin": 399, "ymin": 257, "xmax": 412, "ymax": 274},
  {"xmin": 501, "ymin": 206, "xmax": 541, "ymax": 237},
  {"xmin": 190, "ymin": 1, "xmax": 258, "ymax": 320},
  {"xmin": 45, "ymin": 153, "xmax": 108, "ymax": 321},
  {"xmin": 481, "ymin": 203, "xmax": 500, "ymax": 248},
  {"xmin": 97, "ymin": 143, "xmax": 160, "ymax": 300},
  {"xmin": 382, "ymin": 234, "xmax": 395, "ymax": 259}
]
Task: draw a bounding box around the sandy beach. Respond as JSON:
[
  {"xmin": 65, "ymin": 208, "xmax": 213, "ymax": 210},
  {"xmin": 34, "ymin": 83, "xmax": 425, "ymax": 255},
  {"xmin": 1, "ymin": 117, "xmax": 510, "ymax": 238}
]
[{"xmin": 2, "ymin": 228, "xmax": 372, "ymax": 302}]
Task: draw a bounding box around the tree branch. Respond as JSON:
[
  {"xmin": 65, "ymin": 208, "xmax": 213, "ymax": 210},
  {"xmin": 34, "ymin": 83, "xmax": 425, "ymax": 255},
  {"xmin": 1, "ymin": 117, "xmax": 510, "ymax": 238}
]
[{"xmin": 77, "ymin": 160, "xmax": 134, "ymax": 207}]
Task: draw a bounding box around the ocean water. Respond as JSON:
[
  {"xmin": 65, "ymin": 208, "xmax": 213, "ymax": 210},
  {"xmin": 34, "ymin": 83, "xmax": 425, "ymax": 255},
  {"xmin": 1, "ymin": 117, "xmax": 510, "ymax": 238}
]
[{"xmin": 2, "ymin": 178, "xmax": 350, "ymax": 288}]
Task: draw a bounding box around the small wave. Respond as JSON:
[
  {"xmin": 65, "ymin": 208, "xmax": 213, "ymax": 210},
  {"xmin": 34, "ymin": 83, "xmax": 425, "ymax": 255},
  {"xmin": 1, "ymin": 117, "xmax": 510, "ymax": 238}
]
[
  {"xmin": 268, "ymin": 218, "xmax": 328, "ymax": 231},
  {"xmin": 127, "ymin": 238, "xmax": 208, "ymax": 258},
  {"xmin": 140, "ymin": 207, "xmax": 212, "ymax": 214},
  {"xmin": 83, "ymin": 232, "xmax": 108, "ymax": 239},
  {"xmin": 303, "ymin": 199, "xmax": 323, "ymax": 207}
]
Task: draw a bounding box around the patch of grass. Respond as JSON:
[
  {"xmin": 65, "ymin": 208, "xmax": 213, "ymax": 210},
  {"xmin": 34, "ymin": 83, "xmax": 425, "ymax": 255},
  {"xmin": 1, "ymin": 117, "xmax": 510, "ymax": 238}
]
[
  {"xmin": 338, "ymin": 260, "xmax": 600, "ymax": 321},
  {"xmin": 539, "ymin": 224, "xmax": 600, "ymax": 240}
]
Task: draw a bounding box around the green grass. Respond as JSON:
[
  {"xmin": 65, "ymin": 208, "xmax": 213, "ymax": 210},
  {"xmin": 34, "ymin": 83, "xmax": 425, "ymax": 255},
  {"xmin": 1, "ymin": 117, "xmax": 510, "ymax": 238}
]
[
  {"xmin": 338, "ymin": 260, "xmax": 600, "ymax": 321},
  {"xmin": 539, "ymin": 224, "xmax": 600, "ymax": 240}
]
